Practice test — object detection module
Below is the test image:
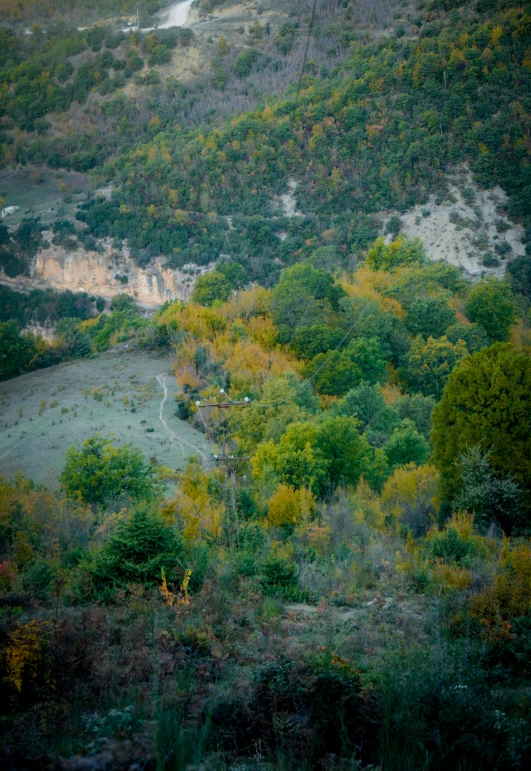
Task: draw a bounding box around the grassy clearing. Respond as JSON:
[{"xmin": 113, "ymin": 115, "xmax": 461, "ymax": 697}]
[
  {"xmin": 0, "ymin": 167, "xmax": 90, "ymax": 229},
  {"xmin": 0, "ymin": 347, "xmax": 213, "ymax": 485}
]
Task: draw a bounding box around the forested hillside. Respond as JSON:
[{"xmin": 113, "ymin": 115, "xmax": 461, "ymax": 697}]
[
  {"xmin": 2, "ymin": 235, "xmax": 531, "ymax": 768},
  {"xmin": 0, "ymin": 0, "xmax": 166, "ymax": 27},
  {"xmin": 1, "ymin": 0, "xmax": 531, "ymax": 769},
  {"xmin": 1, "ymin": 0, "xmax": 529, "ymax": 285}
]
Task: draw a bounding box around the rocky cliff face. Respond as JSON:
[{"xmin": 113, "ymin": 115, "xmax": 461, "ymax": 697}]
[{"xmin": 25, "ymin": 233, "xmax": 207, "ymax": 306}]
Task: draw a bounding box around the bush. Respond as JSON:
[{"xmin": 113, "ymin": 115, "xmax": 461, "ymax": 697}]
[
  {"xmin": 148, "ymin": 45, "xmax": 171, "ymax": 66},
  {"xmin": 232, "ymin": 48, "xmax": 264, "ymax": 78},
  {"xmin": 260, "ymin": 554, "xmax": 298, "ymax": 596},
  {"xmin": 245, "ymin": 652, "xmax": 371, "ymax": 764}
]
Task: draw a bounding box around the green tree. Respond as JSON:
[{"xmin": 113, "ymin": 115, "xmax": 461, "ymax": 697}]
[
  {"xmin": 348, "ymin": 296, "xmax": 410, "ymax": 366},
  {"xmin": 252, "ymin": 422, "xmax": 329, "ymax": 495},
  {"xmin": 83, "ymin": 505, "xmax": 186, "ymax": 598},
  {"xmin": 217, "ymin": 36, "xmax": 229, "ymax": 55},
  {"xmin": 365, "ymin": 235, "xmax": 426, "ymax": 271},
  {"xmin": 383, "ymin": 420, "xmax": 430, "ymax": 469},
  {"xmin": 291, "ymin": 324, "xmax": 341, "ymax": 359},
  {"xmin": 406, "ymin": 295, "xmax": 456, "ymax": 339},
  {"xmin": 232, "ymin": 48, "xmax": 263, "ymax": 78},
  {"xmin": 217, "ymin": 261, "xmax": 247, "ymax": 289},
  {"xmin": 315, "ymin": 416, "xmax": 368, "ymax": 489},
  {"xmin": 54, "ymin": 317, "xmax": 92, "ymax": 358},
  {"xmin": 0, "ymin": 320, "xmax": 39, "ymax": 380},
  {"xmin": 330, "ymin": 381, "xmax": 401, "ymax": 442},
  {"xmin": 454, "ymin": 446, "xmax": 525, "ymax": 534},
  {"xmin": 110, "ymin": 293, "xmax": 137, "ymax": 312},
  {"xmin": 271, "ymin": 263, "xmax": 345, "ymax": 344},
  {"xmin": 253, "ymin": 417, "xmax": 369, "ymax": 495},
  {"xmin": 404, "ymin": 335, "xmax": 468, "ymax": 400},
  {"xmin": 307, "ymin": 337, "xmax": 386, "ymax": 396},
  {"xmin": 192, "ymin": 271, "xmax": 232, "ymax": 306},
  {"xmin": 431, "ymin": 344, "xmax": 531, "ymax": 501},
  {"xmin": 445, "ymin": 322, "xmax": 489, "ymax": 352},
  {"xmin": 506, "ymin": 254, "xmax": 531, "ymax": 301},
  {"xmin": 61, "ymin": 436, "xmax": 156, "ymax": 506},
  {"xmin": 395, "ymin": 392, "xmax": 435, "ymax": 439},
  {"xmin": 148, "ymin": 45, "xmax": 171, "ymax": 65},
  {"xmin": 211, "ymin": 59, "xmax": 228, "ymax": 90},
  {"xmin": 309, "ymin": 245, "xmax": 339, "ymax": 271},
  {"xmin": 465, "ymin": 278, "xmax": 516, "ymax": 342}
]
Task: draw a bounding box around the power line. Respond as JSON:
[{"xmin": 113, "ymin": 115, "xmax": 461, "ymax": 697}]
[
  {"xmin": 296, "ymin": 0, "xmax": 319, "ymax": 102},
  {"xmin": 224, "ymin": 304, "xmax": 368, "ymax": 410}
]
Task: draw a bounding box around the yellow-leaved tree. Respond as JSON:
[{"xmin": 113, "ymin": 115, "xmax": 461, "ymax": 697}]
[
  {"xmin": 177, "ymin": 459, "xmax": 224, "ymax": 542},
  {"xmin": 268, "ymin": 484, "xmax": 315, "ymax": 528},
  {"xmin": 381, "ymin": 463, "xmax": 440, "ymax": 536},
  {"xmin": 5, "ymin": 620, "xmax": 49, "ymax": 693}
]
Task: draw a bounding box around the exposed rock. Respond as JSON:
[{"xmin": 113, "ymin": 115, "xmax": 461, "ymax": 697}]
[
  {"xmin": 22, "ymin": 323, "xmax": 55, "ymax": 342},
  {"xmin": 25, "ymin": 232, "xmax": 210, "ymax": 307},
  {"xmin": 385, "ymin": 167, "xmax": 525, "ymax": 277},
  {"xmin": 272, "ymin": 178, "xmax": 302, "ymax": 218}
]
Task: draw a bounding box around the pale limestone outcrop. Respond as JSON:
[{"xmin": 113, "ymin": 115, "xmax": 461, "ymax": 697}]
[{"xmin": 25, "ymin": 233, "xmax": 208, "ymax": 306}]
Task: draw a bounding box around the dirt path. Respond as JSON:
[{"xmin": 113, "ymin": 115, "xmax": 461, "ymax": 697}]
[{"xmin": 156, "ymin": 373, "xmax": 208, "ymax": 462}]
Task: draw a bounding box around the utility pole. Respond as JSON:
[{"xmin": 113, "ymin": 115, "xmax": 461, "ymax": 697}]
[
  {"xmin": 137, "ymin": 7, "xmax": 140, "ymax": 29},
  {"xmin": 213, "ymin": 454, "xmax": 250, "ymax": 530},
  {"xmin": 196, "ymin": 390, "xmax": 251, "ymax": 546}
]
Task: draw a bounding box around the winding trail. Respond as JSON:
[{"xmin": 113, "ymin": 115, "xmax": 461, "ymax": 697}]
[{"xmin": 156, "ymin": 373, "xmax": 207, "ymax": 462}]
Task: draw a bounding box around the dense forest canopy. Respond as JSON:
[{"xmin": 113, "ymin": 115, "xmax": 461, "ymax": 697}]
[{"xmin": 0, "ymin": 0, "xmax": 529, "ymax": 282}]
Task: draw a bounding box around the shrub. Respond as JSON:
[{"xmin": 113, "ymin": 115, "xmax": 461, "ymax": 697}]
[
  {"xmin": 247, "ymin": 652, "xmax": 371, "ymax": 763},
  {"xmin": 260, "ymin": 553, "xmax": 298, "ymax": 596}
]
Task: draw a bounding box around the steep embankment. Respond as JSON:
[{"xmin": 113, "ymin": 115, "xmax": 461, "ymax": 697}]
[{"xmin": 0, "ymin": 230, "xmax": 211, "ymax": 306}]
